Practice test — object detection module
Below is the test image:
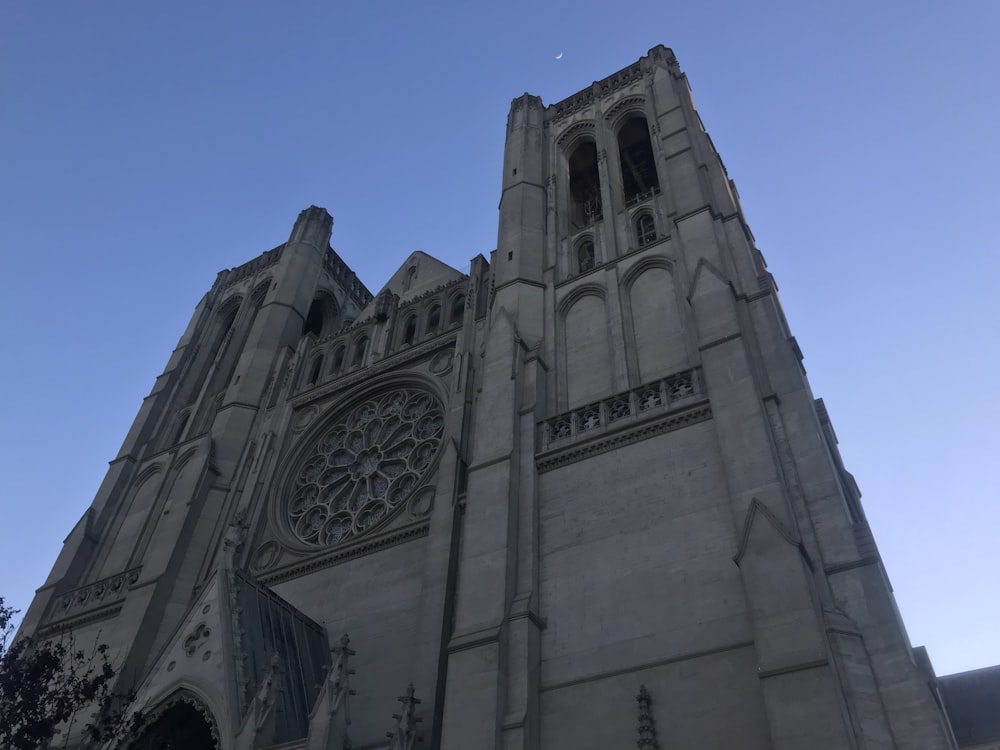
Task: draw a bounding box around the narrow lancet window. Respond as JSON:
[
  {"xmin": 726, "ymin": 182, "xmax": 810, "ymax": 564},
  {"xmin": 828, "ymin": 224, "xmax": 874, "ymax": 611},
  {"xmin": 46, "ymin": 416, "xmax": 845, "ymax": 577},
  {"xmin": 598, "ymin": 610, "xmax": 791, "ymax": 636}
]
[
  {"xmin": 577, "ymin": 240, "xmax": 595, "ymax": 273},
  {"xmin": 332, "ymin": 345, "xmax": 346, "ymax": 371},
  {"xmin": 303, "ymin": 299, "xmax": 325, "ymax": 337},
  {"xmin": 568, "ymin": 140, "xmax": 602, "ymax": 229},
  {"xmin": 403, "ymin": 316, "xmax": 417, "ymax": 345},
  {"xmin": 309, "ymin": 356, "xmax": 324, "ymax": 385},
  {"xmin": 618, "ymin": 117, "xmax": 660, "ymax": 204},
  {"xmin": 353, "ymin": 336, "xmax": 369, "ymax": 366},
  {"xmin": 451, "ymin": 294, "xmax": 465, "ymax": 324},
  {"xmin": 426, "ymin": 305, "xmax": 441, "ymax": 333},
  {"xmin": 636, "ymin": 213, "xmax": 656, "ymax": 247}
]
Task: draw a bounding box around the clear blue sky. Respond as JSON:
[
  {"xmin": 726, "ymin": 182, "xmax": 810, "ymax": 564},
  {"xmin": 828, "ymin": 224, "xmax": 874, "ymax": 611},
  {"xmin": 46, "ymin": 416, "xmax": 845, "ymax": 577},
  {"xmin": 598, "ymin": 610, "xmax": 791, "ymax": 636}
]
[{"xmin": 2, "ymin": 1, "xmax": 997, "ymax": 675}]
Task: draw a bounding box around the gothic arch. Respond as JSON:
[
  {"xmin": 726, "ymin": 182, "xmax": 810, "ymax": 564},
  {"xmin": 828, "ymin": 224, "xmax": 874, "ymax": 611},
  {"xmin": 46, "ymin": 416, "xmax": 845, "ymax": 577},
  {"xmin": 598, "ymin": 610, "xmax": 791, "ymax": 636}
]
[
  {"xmin": 619, "ymin": 256, "xmax": 675, "ymax": 290},
  {"xmin": 216, "ymin": 293, "xmax": 244, "ymax": 321},
  {"xmin": 555, "ymin": 120, "xmax": 596, "ymax": 151},
  {"xmin": 573, "ymin": 235, "xmax": 596, "ymax": 275},
  {"xmin": 448, "ymin": 290, "xmax": 466, "ymax": 326},
  {"xmin": 557, "ymin": 284, "xmax": 613, "ymax": 408},
  {"xmin": 424, "ymin": 299, "xmax": 443, "ymax": 334},
  {"xmin": 128, "ymin": 687, "xmax": 221, "ymax": 750},
  {"xmin": 605, "ymin": 95, "xmax": 647, "ymax": 128},
  {"xmin": 303, "ymin": 289, "xmax": 339, "ymax": 338},
  {"xmin": 250, "ymin": 279, "xmax": 271, "ymax": 306},
  {"xmin": 349, "ymin": 330, "xmax": 371, "ymax": 367},
  {"xmin": 620, "ymin": 257, "xmax": 689, "ymax": 384}
]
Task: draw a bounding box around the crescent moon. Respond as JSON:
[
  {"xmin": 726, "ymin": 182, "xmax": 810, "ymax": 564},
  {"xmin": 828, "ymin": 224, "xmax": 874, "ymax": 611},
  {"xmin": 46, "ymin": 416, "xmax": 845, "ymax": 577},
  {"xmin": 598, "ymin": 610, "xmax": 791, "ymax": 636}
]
[{"xmin": 555, "ymin": 52, "xmax": 563, "ymax": 60}]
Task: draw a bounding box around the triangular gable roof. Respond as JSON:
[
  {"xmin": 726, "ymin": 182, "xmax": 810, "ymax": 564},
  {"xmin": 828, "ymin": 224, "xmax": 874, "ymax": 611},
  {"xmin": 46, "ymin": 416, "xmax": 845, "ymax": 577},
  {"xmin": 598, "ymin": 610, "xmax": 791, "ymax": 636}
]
[
  {"xmin": 358, "ymin": 251, "xmax": 466, "ymax": 319},
  {"xmin": 131, "ymin": 566, "xmax": 330, "ymax": 746}
]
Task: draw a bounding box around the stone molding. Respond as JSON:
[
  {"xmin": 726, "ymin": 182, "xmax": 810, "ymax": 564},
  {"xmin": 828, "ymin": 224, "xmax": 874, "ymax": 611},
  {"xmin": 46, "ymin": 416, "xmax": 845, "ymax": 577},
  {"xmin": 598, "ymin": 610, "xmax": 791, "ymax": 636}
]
[
  {"xmin": 259, "ymin": 522, "xmax": 430, "ymax": 585},
  {"xmin": 218, "ymin": 244, "xmax": 283, "ymax": 291},
  {"xmin": 292, "ymin": 333, "xmax": 458, "ymax": 406},
  {"xmin": 42, "ymin": 566, "xmax": 142, "ymax": 628},
  {"xmin": 536, "ymin": 403, "xmax": 711, "ymax": 473},
  {"xmin": 539, "ymin": 367, "xmax": 706, "ymax": 452}
]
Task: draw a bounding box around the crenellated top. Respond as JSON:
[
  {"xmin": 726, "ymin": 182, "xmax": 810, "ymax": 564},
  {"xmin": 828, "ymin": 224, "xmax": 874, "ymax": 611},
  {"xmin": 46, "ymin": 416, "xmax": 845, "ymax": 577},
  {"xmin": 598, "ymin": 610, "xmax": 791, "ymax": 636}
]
[
  {"xmin": 323, "ymin": 246, "xmax": 374, "ymax": 307},
  {"xmin": 545, "ymin": 46, "xmax": 678, "ymax": 123},
  {"xmin": 216, "ymin": 244, "xmax": 285, "ymax": 291}
]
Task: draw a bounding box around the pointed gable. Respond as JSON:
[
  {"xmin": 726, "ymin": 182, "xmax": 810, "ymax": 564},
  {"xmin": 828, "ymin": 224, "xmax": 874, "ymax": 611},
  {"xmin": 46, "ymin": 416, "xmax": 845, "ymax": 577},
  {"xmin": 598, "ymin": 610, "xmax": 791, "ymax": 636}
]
[
  {"xmin": 131, "ymin": 567, "xmax": 330, "ymax": 747},
  {"xmin": 358, "ymin": 251, "xmax": 466, "ymax": 321}
]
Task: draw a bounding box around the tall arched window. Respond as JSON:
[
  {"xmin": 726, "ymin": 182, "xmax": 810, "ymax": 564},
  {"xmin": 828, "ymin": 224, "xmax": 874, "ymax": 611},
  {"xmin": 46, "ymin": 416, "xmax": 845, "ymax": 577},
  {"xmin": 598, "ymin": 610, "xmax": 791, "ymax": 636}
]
[
  {"xmin": 635, "ymin": 213, "xmax": 656, "ymax": 247},
  {"xmin": 308, "ymin": 356, "xmax": 324, "ymax": 385},
  {"xmin": 451, "ymin": 294, "xmax": 465, "ymax": 324},
  {"xmin": 332, "ymin": 345, "xmax": 346, "ymax": 371},
  {"xmin": 426, "ymin": 305, "xmax": 441, "ymax": 333},
  {"xmin": 577, "ymin": 240, "xmax": 595, "ymax": 274},
  {"xmin": 303, "ymin": 299, "xmax": 324, "ymax": 337},
  {"xmin": 568, "ymin": 140, "xmax": 602, "ymax": 229},
  {"xmin": 403, "ymin": 316, "xmax": 417, "ymax": 345},
  {"xmin": 617, "ymin": 117, "xmax": 660, "ymax": 204},
  {"xmin": 353, "ymin": 336, "xmax": 369, "ymax": 366}
]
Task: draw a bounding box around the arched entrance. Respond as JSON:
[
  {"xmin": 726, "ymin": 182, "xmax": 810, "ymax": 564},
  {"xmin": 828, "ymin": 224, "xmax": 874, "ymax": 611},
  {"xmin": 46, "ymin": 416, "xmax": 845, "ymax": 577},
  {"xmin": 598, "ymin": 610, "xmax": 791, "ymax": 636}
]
[{"xmin": 129, "ymin": 698, "xmax": 218, "ymax": 750}]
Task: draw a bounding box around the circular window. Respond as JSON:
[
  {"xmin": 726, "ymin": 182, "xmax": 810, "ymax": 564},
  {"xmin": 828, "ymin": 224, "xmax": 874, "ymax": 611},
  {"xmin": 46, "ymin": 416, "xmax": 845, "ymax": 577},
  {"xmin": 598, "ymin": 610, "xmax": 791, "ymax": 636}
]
[{"xmin": 285, "ymin": 389, "xmax": 444, "ymax": 548}]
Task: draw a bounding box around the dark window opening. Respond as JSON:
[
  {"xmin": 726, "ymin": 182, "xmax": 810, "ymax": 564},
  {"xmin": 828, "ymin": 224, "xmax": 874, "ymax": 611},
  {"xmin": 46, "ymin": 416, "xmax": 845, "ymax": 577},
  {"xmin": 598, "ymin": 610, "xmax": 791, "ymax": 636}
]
[
  {"xmin": 451, "ymin": 294, "xmax": 466, "ymax": 323},
  {"xmin": 332, "ymin": 345, "xmax": 346, "ymax": 371},
  {"xmin": 353, "ymin": 336, "xmax": 368, "ymax": 366},
  {"xmin": 403, "ymin": 316, "xmax": 417, "ymax": 345},
  {"xmin": 303, "ymin": 299, "xmax": 325, "ymax": 337},
  {"xmin": 130, "ymin": 702, "xmax": 217, "ymax": 750},
  {"xmin": 636, "ymin": 214, "xmax": 656, "ymax": 246},
  {"xmin": 577, "ymin": 240, "xmax": 595, "ymax": 273},
  {"xmin": 568, "ymin": 141, "xmax": 602, "ymax": 229},
  {"xmin": 618, "ymin": 117, "xmax": 660, "ymax": 204},
  {"xmin": 309, "ymin": 356, "xmax": 323, "ymax": 385},
  {"xmin": 427, "ymin": 305, "xmax": 441, "ymax": 333}
]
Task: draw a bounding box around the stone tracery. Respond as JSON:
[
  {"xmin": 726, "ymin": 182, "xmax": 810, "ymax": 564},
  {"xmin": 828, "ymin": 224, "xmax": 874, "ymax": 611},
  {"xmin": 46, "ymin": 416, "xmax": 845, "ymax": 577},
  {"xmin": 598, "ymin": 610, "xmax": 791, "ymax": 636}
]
[{"xmin": 286, "ymin": 389, "xmax": 443, "ymax": 548}]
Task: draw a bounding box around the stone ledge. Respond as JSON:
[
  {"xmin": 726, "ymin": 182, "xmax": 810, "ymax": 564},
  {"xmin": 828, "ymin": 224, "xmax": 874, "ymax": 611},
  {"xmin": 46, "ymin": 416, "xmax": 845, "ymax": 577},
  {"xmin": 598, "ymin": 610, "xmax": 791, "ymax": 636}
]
[{"xmin": 536, "ymin": 403, "xmax": 712, "ymax": 473}]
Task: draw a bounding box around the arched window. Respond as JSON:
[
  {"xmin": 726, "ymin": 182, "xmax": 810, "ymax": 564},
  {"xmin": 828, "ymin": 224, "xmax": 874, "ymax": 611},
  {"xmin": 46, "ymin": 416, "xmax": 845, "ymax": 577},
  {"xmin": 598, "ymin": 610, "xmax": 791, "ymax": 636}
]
[
  {"xmin": 303, "ymin": 299, "xmax": 325, "ymax": 337},
  {"xmin": 617, "ymin": 117, "xmax": 660, "ymax": 204},
  {"xmin": 568, "ymin": 140, "xmax": 602, "ymax": 229},
  {"xmin": 451, "ymin": 294, "xmax": 465, "ymax": 324},
  {"xmin": 353, "ymin": 336, "xmax": 369, "ymax": 366},
  {"xmin": 635, "ymin": 213, "xmax": 656, "ymax": 247},
  {"xmin": 403, "ymin": 316, "xmax": 417, "ymax": 345},
  {"xmin": 309, "ymin": 356, "xmax": 324, "ymax": 385},
  {"xmin": 577, "ymin": 240, "xmax": 595, "ymax": 274},
  {"xmin": 426, "ymin": 305, "xmax": 441, "ymax": 333},
  {"xmin": 130, "ymin": 698, "xmax": 217, "ymax": 750},
  {"xmin": 332, "ymin": 345, "xmax": 346, "ymax": 371}
]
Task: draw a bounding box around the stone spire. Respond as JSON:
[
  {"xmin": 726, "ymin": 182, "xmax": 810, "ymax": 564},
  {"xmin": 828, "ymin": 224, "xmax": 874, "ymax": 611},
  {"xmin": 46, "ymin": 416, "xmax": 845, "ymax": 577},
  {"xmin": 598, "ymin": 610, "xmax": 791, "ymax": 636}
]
[
  {"xmin": 636, "ymin": 684, "xmax": 659, "ymax": 749},
  {"xmin": 305, "ymin": 634, "xmax": 356, "ymax": 750},
  {"xmin": 385, "ymin": 683, "xmax": 422, "ymax": 750}
]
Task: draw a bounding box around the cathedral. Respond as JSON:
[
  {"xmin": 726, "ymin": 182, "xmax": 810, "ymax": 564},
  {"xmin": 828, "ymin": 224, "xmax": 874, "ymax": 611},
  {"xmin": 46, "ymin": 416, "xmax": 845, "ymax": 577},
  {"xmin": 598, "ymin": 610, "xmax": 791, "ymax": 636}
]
[{"xmin": 21, "ymin": 46, "xmax": 980, "ymax": 749}]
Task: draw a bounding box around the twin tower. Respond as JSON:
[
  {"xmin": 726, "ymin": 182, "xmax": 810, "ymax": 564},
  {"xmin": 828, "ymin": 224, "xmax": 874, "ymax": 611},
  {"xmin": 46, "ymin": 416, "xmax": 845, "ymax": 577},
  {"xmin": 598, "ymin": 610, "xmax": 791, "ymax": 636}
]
[{"xmin": 23, "ymin": 46, "xmax": 956, "ymax": 749}]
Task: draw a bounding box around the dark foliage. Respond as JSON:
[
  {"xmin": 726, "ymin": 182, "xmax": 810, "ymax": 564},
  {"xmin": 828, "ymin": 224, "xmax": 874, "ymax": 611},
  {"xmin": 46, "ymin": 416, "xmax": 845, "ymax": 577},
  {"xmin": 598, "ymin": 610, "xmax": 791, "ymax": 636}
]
[{"xmin": 0, "ymin": 597, "xmax": 142, "ymax": 749}]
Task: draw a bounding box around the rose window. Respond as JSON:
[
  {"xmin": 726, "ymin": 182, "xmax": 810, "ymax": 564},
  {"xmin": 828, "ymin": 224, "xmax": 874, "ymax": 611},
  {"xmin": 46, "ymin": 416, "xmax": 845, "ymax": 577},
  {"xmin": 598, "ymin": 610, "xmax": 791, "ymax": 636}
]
[{"xmin": 286, "ymin": 389, "xmax": 444, "ymax": 548}]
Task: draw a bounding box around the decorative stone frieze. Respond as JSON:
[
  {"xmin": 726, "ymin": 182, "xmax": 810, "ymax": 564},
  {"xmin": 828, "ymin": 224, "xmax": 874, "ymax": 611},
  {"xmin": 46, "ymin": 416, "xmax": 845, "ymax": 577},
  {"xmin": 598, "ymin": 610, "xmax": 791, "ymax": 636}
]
[{"xmin": 45, "ymin": 566, "xmax": 142, "ymax": 625}]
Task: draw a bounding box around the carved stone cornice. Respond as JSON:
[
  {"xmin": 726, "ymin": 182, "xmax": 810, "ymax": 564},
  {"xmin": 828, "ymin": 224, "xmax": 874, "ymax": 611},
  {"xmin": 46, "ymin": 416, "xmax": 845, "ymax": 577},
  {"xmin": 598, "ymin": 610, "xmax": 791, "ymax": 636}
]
[
  {"xmin": 292, "ymin": 332, "xmax": 458, "ymax": 406},
  {"xmin": 218, "ymin": 245, "xmax": 284, "ymax": 291},
  {"xmin": 42, "ymin": 566, "xmax": 142, "ymax": 628},
  {"xmin": 259, "ymin": 522, "xmax": 430, "ymax": 585},
  {"xmin": 536, "ymin": 403, "xmax": 712, "ymax": 473}
]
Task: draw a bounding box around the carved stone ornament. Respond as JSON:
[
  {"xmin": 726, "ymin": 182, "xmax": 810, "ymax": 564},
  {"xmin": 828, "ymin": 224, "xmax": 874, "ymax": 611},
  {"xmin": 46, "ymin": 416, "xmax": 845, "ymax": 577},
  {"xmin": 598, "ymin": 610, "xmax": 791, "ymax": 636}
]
[{"xmin": 285, "ymin": 389, "xmax": 444, "ymax": 548}]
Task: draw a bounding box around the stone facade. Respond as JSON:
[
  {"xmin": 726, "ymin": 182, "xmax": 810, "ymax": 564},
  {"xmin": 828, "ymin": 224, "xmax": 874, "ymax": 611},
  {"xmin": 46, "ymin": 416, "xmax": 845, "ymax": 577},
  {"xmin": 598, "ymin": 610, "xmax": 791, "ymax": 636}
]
[{"xmin": 21, "ymin": 46, "xmax": 961, "ymax": 749}]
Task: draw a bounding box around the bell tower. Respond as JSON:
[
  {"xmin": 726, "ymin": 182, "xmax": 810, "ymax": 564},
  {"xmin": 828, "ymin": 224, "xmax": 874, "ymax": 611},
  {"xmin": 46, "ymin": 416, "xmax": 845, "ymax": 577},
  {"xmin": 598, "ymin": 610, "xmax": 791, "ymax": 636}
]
[{"xmin": 440, "ymin": 45, "xmax": 956, "ymax": 750}]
